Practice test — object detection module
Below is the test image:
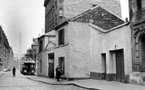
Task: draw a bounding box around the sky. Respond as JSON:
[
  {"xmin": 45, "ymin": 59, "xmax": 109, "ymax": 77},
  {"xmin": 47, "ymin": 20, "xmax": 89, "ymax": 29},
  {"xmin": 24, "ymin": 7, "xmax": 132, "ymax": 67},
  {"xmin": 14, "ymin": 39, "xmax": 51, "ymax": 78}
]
[
  {"xmin": 0, "ymin": 0, "xmax": 45, "ymax": 55},
  {"xmin": 120, "ymin": 0, "xmax": 129, "ymax": 21},
  {"xmin": 0, "ymin": 0, "xmax": 129, "ymax": 56}
]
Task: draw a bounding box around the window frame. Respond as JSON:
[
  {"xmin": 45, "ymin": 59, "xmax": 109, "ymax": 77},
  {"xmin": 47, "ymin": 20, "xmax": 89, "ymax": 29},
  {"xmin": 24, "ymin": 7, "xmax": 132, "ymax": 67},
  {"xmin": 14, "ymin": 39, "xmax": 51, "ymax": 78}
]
[
  {"xmin": 58, "ymin": 57, "xmax": 65, "ymax": 75},
  {"xmin": 58, "ymin": 29, "xmax": 65, "ymax": 46},
  {"xmin": 39, "ymin": 40, "xmax": 43, "ymax": 52}
]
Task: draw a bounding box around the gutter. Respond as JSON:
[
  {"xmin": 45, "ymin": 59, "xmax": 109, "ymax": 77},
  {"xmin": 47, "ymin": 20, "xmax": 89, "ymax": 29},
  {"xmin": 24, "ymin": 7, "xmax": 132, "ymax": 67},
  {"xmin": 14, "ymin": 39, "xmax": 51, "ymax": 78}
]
[{"xmin": 89, "ymin": 22, "xmax": 130, "ymax": 33}]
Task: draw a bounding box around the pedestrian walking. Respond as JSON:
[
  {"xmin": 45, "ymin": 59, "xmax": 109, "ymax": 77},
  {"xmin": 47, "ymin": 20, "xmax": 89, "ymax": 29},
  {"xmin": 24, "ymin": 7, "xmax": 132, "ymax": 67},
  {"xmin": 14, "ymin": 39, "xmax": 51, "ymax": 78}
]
[
  {"xmin": 12, "ymin": 66, "xmax": 16, "ymax": 77},
  {"xmin": 55, "ymin": 65, "xmax": 62, "ymax": 82}
]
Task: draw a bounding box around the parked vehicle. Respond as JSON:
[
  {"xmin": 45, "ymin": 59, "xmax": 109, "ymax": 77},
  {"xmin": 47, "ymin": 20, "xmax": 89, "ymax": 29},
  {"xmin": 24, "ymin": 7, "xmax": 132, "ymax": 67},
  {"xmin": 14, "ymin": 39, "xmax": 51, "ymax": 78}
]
[
  {"xmin": 3, "ymin": 67, "xmax": 11, "ymax": 72},
  {"xmin": 20, "ymin": 61, "xmax": 35, "ymax": 75}
]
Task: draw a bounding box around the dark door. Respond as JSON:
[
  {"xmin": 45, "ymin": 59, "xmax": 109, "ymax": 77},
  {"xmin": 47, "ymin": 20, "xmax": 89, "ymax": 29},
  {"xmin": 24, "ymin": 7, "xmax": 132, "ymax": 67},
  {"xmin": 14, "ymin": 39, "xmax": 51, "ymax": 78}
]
[
  {"xmin": 48, "ymin": 53, "xmax": 54, "ymax": 78},
  {"xmin": 116, "ymin": 49, "xmax": 124, "ymax": 82},
  {"xmin": 140, "ymin": 35, "xmax": 145, "ymax": 71},
  {"xmin": 101, "ymin": 53, "xmax": 106, "ymax": 79}
]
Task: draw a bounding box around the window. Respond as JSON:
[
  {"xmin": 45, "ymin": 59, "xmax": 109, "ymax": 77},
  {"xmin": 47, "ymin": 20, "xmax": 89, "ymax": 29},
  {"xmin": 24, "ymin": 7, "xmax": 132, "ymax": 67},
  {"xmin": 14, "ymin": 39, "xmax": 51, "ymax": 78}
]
[
  {"xmin": 58, "ymin": 57, "xmax": 65, "ymax": 75},
  {"xmin": 59, "ymin": 0, "xmax": 64, "ymax": 4},
  {"xmin": 40, "ymin": 60, "xmax": 42, "ymax": 73},
  {"xmin": 142, "ymin": 0, "xmax": 145, "ymax": 8},
  {"xmin": 59, "ymin": 7, "xmax": 64, "ymax": 18},
  {"xmin": 59, "ymin": 10, "xmax": 63, "ymax": 17},
  {"xmin": 137, "ymin": 0, "xmax": 142, "ymax": 10},
  {"xmin": 58, "ymin": 29, "xmax": 64, "ymax": 45},
  {"xmin": 39, "ymin": 40, "xmax": 43, "ymax": 52}
]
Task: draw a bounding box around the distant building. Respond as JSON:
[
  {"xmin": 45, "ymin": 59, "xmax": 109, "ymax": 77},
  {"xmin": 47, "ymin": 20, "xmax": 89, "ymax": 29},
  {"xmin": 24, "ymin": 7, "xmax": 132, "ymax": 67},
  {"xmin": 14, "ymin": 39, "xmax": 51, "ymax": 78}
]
[
  {"xmin": 44, "ymin": 0, "xmax": 121, "ymax": 33},
  {"xmin": 8, "ymin": 47, "xmax": 14, "ymax": 68},
  {"xmin": 0, "ymin": 26, "xmax": 13, "ymax": 70},
  {"xmin": 37, "ymin": 30, "xmax": 55, "ymax": 77}
]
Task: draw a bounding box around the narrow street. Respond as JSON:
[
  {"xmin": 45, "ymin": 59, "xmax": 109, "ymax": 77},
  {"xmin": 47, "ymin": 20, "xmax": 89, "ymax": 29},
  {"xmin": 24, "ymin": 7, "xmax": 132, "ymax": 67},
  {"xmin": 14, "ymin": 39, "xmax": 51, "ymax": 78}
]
[{"xmin": 0, "ymin": 70, "xmax": 88, "ymax": 90}]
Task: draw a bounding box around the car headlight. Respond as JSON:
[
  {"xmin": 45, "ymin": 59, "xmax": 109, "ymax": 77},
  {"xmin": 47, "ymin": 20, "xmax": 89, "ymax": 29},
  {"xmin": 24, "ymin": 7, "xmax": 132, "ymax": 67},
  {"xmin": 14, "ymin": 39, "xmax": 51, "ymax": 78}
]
[{"xmin": 24, "ymin": 70, "xmax": 27, "ymax": 72}]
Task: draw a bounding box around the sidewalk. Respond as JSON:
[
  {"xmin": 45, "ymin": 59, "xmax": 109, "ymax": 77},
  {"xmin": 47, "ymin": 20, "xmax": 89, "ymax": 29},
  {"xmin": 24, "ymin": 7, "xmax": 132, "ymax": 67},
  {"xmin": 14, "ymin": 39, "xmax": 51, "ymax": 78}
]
[
  {"xmin": 27, "ymin": 76, "xmax": 145, "ymax": 90},
  {"xmin": 0, "ymin": 71, "xmax": 3, "ymax": 76}
]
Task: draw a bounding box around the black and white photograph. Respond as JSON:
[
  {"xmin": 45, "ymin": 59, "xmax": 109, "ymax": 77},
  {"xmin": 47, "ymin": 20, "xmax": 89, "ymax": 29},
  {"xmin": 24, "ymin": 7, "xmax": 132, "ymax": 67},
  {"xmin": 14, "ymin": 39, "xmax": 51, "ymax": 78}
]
[{"xmin": 0, "ymin": 0, "xmax": 145, "ymax": 90}]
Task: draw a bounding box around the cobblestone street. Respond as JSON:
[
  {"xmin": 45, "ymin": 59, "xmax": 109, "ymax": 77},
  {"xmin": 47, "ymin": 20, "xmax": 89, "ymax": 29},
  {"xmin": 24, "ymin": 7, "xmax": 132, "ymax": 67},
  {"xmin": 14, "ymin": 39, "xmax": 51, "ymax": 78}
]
[{"xmin": 0, "ymin": 70, "xmax": 88, "ymax": 90}]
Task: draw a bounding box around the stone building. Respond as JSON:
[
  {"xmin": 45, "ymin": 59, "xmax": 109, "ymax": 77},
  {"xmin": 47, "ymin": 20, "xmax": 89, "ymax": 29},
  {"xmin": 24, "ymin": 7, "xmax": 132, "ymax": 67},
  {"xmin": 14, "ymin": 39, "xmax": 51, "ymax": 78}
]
[
  {"xmin": 54, "ymin": 5, "xmax": 125, "ymax": 80},
  {"xmin": 0, "ymin": 26, "xmax": 13, "ymax": 71},
  {"xmin": 8, "ymin": 47, "xmax": 14, "ymax": 68},
  {"xmin": 129, "ymin": 0, "xmax": 145, "ymax": 85},
  {"xmin": 44, "ymin": 0, "xmax": 60, "ymax": 33},
  {"xmin": 44, "ymin": 0, "xmax": 121, "ymax": 33}
]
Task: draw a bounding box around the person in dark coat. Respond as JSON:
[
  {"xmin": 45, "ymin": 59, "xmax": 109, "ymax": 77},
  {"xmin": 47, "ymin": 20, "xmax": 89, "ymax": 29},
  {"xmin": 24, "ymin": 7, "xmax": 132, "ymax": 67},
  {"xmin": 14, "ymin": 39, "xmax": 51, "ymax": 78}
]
[
  {"xmin": 12, "ymin": 66, "xmax": 16, "ymax": 77},
  {"xmin": 55, "ymin": 65, "xmax": 61, "ymax": 82}
]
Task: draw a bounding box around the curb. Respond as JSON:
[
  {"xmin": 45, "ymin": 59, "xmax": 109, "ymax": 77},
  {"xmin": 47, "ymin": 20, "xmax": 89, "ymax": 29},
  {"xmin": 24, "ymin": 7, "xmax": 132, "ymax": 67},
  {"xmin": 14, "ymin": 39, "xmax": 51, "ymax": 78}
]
[{"xmin": 27, "ymin": 77, "xmax": 100, "ymax": 90}]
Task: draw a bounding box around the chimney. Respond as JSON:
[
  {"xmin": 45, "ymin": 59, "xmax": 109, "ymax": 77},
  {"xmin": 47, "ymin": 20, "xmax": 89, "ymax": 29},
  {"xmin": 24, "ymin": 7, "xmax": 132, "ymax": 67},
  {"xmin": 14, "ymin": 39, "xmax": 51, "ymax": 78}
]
[{"xmin": 125, "ymin": 17, "xmax": 129, "ymax": 22}]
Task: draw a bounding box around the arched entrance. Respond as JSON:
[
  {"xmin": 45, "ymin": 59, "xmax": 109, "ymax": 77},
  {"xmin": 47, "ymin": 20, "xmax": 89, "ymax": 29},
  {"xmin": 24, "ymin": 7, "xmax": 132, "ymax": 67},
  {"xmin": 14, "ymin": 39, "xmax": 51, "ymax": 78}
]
[
  {"xmin": 139, "ymin": 34, "xmax": 145, "ymax": 71},
  {"xmin": 133, "ymin": 26, "xmax": 145, "ymax": 71}
]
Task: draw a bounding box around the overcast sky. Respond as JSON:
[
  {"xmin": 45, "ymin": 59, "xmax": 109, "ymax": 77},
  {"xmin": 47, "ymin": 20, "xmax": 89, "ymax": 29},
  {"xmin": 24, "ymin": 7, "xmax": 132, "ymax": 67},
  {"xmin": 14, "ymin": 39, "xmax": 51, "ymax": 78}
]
[{"xmin": 0, "ymin": 0, "xmax": 45, "ymax": 55}]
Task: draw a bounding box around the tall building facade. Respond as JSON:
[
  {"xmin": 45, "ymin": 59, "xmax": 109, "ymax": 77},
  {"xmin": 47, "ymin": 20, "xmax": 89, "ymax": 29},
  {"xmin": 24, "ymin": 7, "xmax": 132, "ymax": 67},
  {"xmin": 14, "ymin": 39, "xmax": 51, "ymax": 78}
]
[
  {"xmin": 128, "ymin": 0, "xmax": 145, "ymax": 85},
  {"xmin": 129, "ymin": 0, "xmax": 145, "ymax": 72},
  {"xmin": 44, "ymin": 0, "xmax": 60, "ymax": 33},
  {"xmin": 44, "ymin": 0, "xmax": 121, "ymax": 33},
  {"xmin": 0, "ymin": 26, "xmax": 13, "ymax": 70}
]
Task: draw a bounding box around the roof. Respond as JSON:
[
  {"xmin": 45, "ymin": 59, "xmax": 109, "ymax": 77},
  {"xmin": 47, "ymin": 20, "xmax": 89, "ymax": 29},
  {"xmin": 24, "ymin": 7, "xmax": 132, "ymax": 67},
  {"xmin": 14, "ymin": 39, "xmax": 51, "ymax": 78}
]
[
  {"xmin": 23, "ymin": 60, "xmax": 35, "ymax": 64},
  {"xmin": 55, "ymin": 21, "xmax": 68, "ymax": 30},
  {"xmin": 37, "ymin": 30, "xmax": 55, "ymax": 40},
  {"xmin": 89, "ymin": 22, "xmax": 129, "ymax": 33},
  {"xmin": 70, "ymin": 5, "xmax": 124, "ymax": 30}
]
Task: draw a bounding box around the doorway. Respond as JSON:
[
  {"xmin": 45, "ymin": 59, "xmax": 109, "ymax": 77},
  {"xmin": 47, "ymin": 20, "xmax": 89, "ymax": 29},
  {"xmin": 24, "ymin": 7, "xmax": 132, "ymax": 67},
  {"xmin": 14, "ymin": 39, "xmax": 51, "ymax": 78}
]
[
  {"xmin": 101, "ymin": 53, "xmax": 106, "ymax": 79},
  {"xmin": 58, "ymin": 57, "xmax": 65, "ymax": 75},
  {"xmin": 48, "ymin": 53, "xmax": 54, "ymax": 78},
  {"xmin": 115, "ymin": 49, "xmax": 125, "ymax": 82},
  {"xmin": 139, "ymin": 34, "xmax": 145, "ymax": 71}
]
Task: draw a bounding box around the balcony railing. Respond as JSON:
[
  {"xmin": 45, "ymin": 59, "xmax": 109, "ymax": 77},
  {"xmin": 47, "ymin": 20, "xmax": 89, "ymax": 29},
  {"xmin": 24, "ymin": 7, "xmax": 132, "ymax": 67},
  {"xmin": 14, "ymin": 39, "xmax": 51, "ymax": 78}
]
[{"xmin": 135, "ymin": 7, "xmax": 145, "ymax": 21}]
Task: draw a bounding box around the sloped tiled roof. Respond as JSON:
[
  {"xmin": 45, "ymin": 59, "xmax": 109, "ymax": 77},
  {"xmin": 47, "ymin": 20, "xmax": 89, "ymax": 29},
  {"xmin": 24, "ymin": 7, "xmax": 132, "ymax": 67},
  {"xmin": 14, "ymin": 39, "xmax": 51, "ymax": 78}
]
[{"xmin": 70, "ymin": 5, "xmax": 124, "ymax": 30}]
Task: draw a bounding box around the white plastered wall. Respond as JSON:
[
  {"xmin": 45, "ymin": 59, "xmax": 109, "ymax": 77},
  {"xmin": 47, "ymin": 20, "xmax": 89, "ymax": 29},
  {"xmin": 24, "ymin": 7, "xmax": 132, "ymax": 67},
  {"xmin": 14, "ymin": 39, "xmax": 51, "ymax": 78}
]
[{"xmin": 90, "ymin": 24, "xmax": 132, "ymax": 75}]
